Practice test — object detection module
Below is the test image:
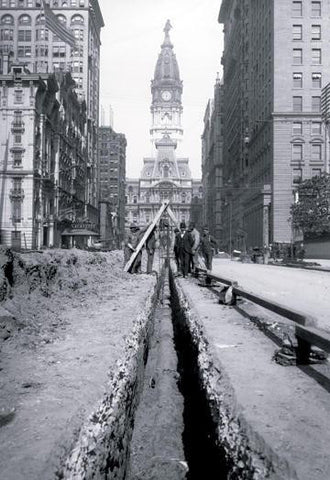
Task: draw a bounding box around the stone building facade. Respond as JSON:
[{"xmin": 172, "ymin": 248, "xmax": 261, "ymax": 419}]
[
  {"xmin": 98, "ymin": 126, "xmax": 127, "ymax": 247},
  {"xmin": 219, "ymin": 0, "xmax": 329, "ymax": 250},
  {"xmin": 126, "ymin": 21, "xmax": 202, "ymax": 227},
  {"xmin": 0, "ymin": 63, "xmax": 89, "ymax": 249},
  {"xmin": 201, "ymin": 75, "xmax": 224, "ymax": 246},
  {"xmin": 0, "ymin": 0, "xmax": 104, "ymax": 213}
]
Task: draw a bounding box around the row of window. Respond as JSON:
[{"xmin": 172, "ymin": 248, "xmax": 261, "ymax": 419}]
[
  {"xmin": 292, "ymin": 24, "xmax": 321, "ymax": 40},
  {"xmin": 1, "ymin": 13, "xmax": 84, "ymax": 25},
  {"xmin": 292, "ymin": 121, "xmax": 321, "ymax": 135},
  {"xmin": 292, "ymin": 1, "xmax": 321, "ymax": 17},
  {"xmin": 293, "ymin": 47, "xmax": 322, "ymax": 64},
  {"xmin": 0, "ymin": 0, "xmax": 85, "ymax": 7},
  {"xmin": 293, "ymin": 95, "xmax": 320, "ymax": 112},
  {"xmin": 1, "ymin": 27, "xmax": 85, "ymax": 43},
  {"xmin": 292, "ymin": 143, "xmax": 323, "ymax": 161},
  {"xmin": 293, "ymin": 167, "xmax": 322, "ymax": 184},
  {"xmin": 293, "ymin": 72, "xmax": 322, "ymax": 88}
]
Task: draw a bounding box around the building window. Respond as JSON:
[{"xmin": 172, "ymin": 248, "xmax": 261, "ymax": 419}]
[
  {"xmin": 292, "ymin": 122, "xmax": 302, "ymax": 135},
  {"xmin": 312, "ymin": 168, "xmax": 321, "ymax": 177},
  {"xmin": 13, "ymin": 151, "xmax": 23, "ymax": 167},
  {"xmin": 311, "ymin": 96, "xmax": 321, "ymax": 112},
  {"xmin": 292, "ymin": 25, "xmax": 302, "ymax": 40},
  {"xmin": 1, "ymin": 14, "xmax": 14, "ymax": 24},
  {"xmin": 73, "ymin": 28, "xmax": 84, "ymax": 41},
  {"xmin": 18, "ymin": 14, "xmax": 31, "ymax": 25},
  {"xmin": 293, "ymin": 168, "xmax": 302, "ymax": 184},
  {"xmin": 36, "ymin": 28, "xmax": 49, "ymax": 41},
  {"xmin": 0, "ymin": 28, "xmax": 13, "ymax": 40},
  {"xmin": 293, "ymin": 72, "xmax": 302, "ymax": 88},
  {"xmin": 312, "ymin": 48, "xmax": 321, "ymax": 64},
  {"xmin": 292, "ymin": 1, "xmax": 302, "ymax": 16},
  {"xmin": 71, "ymin": 14, "xmax": 84, "ymax": 25},
  {"xmin": 17, "ymin": 45, "xmax": 31, "ymax": 57},
  {"xmin": 133, "ymin": 196, "xmax": 137, "ymax": 204},
  {"xmin": 311, "ymin": 1, "xmax": 321, "ymax": 17},
  {"xmin": 18, "ymin": 29, "xmax": 31, "ymax": 42},
  {"xmin": 293, "ymin": 96, "xmax": 303, "ymax": 112},
  {"xmin": 14, "ymin": 90, "xmax": 23, "ymax": 103},
  {"xmin": 52, "ymin": 45, "xmax": 66, "ymax": 57},
  {"xmin": 311, "ymin": 144, "xmax": 322, "ymax": 161},
  {"xmin": 292, "ymin": 144, "xmax": 303, "ymax": 161},
  {"xmin": 311, "ymin": 24, "xmax": 321, "ymax": 40},
  {"xmin": 312, "ymin": 72, "xmax": 321, "ymax": 88},
  {"xmin": 311, "ymin": 121, "xmax": 321, "ymax": 135},
  {"xmin": 293, "ymin": 48, "xmax": 303, "ymax": 64}
]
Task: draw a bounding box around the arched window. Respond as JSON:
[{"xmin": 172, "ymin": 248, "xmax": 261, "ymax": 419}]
[
  {"xmin": 71, "ymin": 14, "xmax": 84, "ymax": 25},
  {"xmin": 1, "ymin": 14, "xmax": 14, "ymax": 25},
  {"xmin": 18, "ymin": 14, "xmax": 31, "ymax": 25},
  {"xmin": 56, "ymin": 14, "xmax": 67, "ymax": 25}
]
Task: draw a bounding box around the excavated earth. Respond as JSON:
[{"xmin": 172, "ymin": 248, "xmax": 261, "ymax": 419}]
[{"xmin": 1, "ymin": 247, "xmax": 330, "ymax": 480}]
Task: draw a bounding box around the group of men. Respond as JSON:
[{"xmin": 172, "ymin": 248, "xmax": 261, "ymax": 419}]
[
  {"xmin": 124, "ymin": 220, "xmax": 218, "ymax": 276},
  {"xmin": 173, "ymin": 222, "xmax": 218, "ymax": 277}
]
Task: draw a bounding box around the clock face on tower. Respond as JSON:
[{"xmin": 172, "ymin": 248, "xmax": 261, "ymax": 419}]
[{"xmin": 161, "ymin": 90, "xmax": 172, "ymax": 101}]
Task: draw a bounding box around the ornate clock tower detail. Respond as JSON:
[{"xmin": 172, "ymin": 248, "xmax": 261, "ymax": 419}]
[{"xmin": 150, "ymin": 20, "xmax": 183, "ymax": 145}]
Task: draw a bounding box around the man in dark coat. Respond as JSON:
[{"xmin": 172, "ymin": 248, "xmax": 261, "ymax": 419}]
[
  {"xmin": 177, "ymin": 222, "xmax": 194, "ymax": 277},
  {"xmin": 146, "ymin": 227, "xmax": 157, "ymax": 274},
  {"xmin": 200, "ymin": 226, "xmax": 218, "ymax": 270},
  {"xmin": 173, "ymin": 227, "xmax": 181, "ymax": 272}
]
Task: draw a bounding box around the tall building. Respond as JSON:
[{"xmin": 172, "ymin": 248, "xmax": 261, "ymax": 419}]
[
  {"xmin": 0, "ymin": 63, "xmax": 89, "ymax": 249},
  {"xmin": 126, "ymin": 21, "xmax": 202, "ymax": 227},
  {"xmin": 201, "ymin": 75, "xmax": 224, "ymax": 246},
  {"xmin": 98, "ymin": 126, "xmax": 127, "ymax": 247},
  {"xmin": 0, "ymin": 0, "xmax": 104, "ymax": 217},
  {"xmin": 219, "ymin": 0, "xmax": 329, "ymax": 251}
]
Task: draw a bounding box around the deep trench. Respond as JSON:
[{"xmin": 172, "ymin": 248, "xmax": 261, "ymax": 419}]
[{"xmin": 169, "ymin": 269, "xmax": 231, "ymax": 479}]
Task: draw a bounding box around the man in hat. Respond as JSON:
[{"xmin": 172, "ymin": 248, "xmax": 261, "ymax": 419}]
[
  {"xmin": 188, "ymin": 222, "xmax": 200, "ymax": 273},
  {"xmin": 173, "ymin": 227, "xmax": 181, "ymax": 272},
  {"xmin": 200, "ymin": 225, "xmax": 218, "ymax": 270},
  {"xmin": 177, "ymin": 222, "xmax": 194, "ymax": 278},
  {"xmin": 124, "ymin": 223, "xmax": 143, "ymax": 273}
]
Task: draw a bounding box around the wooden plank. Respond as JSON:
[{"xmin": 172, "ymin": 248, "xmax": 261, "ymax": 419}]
[
  {"xmin": 124, "ymin": 201, "xmax": 169, "ymax": 273},
  {"xmin": 166, "ymin": 206, "xmax": 179, "ymax": 227},
  {"xmin": 296, "ymin": 325, "xmax": 330, "ymax": 353},
  {"xmin": 202, "ymin": 271, "xmax": 317, "ymax": 327}
]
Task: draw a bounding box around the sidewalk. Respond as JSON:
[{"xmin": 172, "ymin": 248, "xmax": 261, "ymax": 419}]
[{"xmin": 177, "ymin": 276, "xmax": 330, "ymax": 480}]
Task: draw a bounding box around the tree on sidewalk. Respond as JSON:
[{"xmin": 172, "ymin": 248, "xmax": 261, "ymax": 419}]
[{"xmin": 290, "ymin": 173, "xmax": 330, "ymax": 235}]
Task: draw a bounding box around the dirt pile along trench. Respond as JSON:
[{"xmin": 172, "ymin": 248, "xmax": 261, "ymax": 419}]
[{"xmin": 0, "ymin": 248, "xmax": 157, "ymax": 480}]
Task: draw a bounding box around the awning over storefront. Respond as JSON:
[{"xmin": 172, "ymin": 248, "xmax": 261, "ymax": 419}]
[{"xmin": 61, "ymin": 229, "xmax": 99, "ymax": 236}]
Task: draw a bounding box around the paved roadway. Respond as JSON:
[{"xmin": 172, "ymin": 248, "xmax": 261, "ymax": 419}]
[{"xmin": 211, "ymin": 259, "xmax": 330, "ymax": 332}]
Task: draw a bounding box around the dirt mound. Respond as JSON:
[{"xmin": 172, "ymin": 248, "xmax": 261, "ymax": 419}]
[{"xmin": 0, "ymin": 248, "xmax": 124, "ymax": 346}]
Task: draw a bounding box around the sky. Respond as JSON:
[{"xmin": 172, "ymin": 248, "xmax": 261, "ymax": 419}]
[{"xmin": 98, "ymin": 0, "xmax": 224, "ymax": 179}]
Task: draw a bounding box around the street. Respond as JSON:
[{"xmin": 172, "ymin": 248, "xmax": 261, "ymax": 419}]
[{"xmin": 212, "ymin": 259, "xmax": 330, "ymax": 332}]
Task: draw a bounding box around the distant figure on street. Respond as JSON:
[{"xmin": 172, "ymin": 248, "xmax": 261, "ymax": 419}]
[
  {"xmin": 146, "ymin": 227, "xmax": 157, "ymax": 274},
  {"xmin": 200, "ymin": 226, "xmax": 218, "ymax": 270},
  {"xmin": 173, "ymin": 227, "xmax": 181, "ymax": 272},
  {"xmin": 177, "ymin": 222, "xmax": 194, "ymax": 278},
  {"xmin": 124, "ymin": 223, "xmax": 142, "ymax": 273},
  {"xmin": 188, "ymin": 222, "xmax": 200, "ymax": 272}
]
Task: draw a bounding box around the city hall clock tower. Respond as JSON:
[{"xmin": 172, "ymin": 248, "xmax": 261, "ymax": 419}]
[{"xmin": 150, "ymin": 20, "xmax": 183, "ymax": 145}]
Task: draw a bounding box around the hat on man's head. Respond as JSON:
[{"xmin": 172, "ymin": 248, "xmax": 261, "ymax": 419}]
[
  {"xmin": 130, "ymin": 222, "xmax": 139, "ymax": 229},
  {"xmin": 180, "ymin": 222, "xmax": 186, "ymax": 229},
  {"xmin": 203, "ymin": 225, "xmax": 209, "ymax": 230},
  {"xmin": 174, "ymin": 227, "xmax": 180, "ymax": 233}
]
